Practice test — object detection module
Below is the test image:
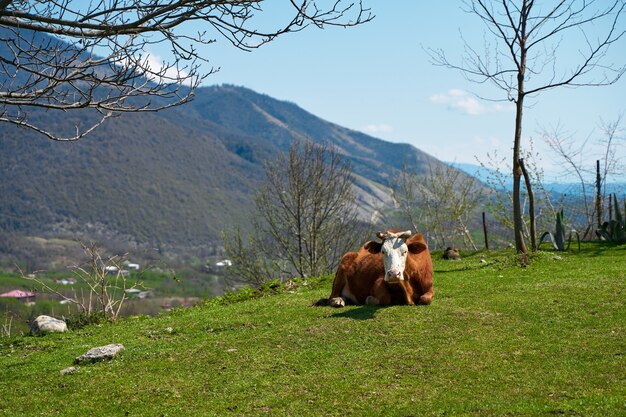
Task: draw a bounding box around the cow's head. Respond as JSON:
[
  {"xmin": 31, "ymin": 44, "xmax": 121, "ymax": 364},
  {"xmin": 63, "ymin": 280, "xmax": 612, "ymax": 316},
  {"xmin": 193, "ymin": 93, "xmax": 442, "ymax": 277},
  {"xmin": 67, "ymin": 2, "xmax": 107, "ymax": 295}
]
[{"xmin": 365, "ymin": 230, "xmax": 413, "ymax": 284}]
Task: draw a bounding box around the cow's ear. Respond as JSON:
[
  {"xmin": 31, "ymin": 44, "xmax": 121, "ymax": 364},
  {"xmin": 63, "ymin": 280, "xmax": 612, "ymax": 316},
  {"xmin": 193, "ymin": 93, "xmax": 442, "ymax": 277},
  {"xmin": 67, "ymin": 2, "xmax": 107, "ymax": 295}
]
[
  {"xmin": 363, "ymin": 241, "xmax": 382, "ymax": 254},
  {"xmin": 407, "ymin": 241, "xmax": 427, "ymax": 254}
]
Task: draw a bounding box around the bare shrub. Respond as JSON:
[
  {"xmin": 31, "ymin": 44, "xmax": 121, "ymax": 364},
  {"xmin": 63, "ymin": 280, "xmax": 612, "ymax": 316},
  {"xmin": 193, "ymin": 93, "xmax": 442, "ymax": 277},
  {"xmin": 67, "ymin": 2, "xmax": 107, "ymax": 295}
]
[
  {"xmin": 224, "ymin": 141, "xmax": 361, "ymax": 286},
  {"xmin": 395, "ymin": 162, "xmax": 483, "ymax": 250},
  {"xmin": 22, "ymin": 242, "xmax": 141, "ymax": 321}
]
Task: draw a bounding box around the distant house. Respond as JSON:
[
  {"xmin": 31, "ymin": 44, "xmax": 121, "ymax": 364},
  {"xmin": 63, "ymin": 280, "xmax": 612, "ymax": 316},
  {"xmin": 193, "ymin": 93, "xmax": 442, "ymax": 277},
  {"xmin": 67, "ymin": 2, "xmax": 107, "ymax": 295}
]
[
  {"xmin": 124, "ymin": 288, "xmax": 151, "ymax": 299},
  {"xmin": 0, "ymin": 289, "xmax": 36, "ymax": 304},
  {"xmin": 54, "ymin": 278, "xmax": 77, "ymax": 285},
  {"xmin": 126, "ymin": 263, "xmax": 140, "ymax": 270},
  {"xmin": 104, "ymin": 266, "xmax": 119, "ymax": 275},
  {"xmin": 104, "ymin": 266, "xmax": 130, "ymax": 276},
  {"xmin": 203, "ymin": 259, "xmax": 234, "ymax": 273}
]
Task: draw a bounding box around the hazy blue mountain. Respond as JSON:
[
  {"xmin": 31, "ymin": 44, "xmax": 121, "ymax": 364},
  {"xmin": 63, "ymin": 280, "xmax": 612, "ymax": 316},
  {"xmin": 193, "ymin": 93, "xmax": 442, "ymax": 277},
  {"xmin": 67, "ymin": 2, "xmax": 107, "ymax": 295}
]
[{"xmin": 452, "ymin": 162, "xmax": 626, "ymax": 197}]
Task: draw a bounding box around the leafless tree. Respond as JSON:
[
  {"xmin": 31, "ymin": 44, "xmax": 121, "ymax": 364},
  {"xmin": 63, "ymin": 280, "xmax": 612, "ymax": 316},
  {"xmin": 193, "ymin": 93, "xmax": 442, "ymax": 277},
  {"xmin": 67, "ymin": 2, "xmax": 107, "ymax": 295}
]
[
  {"xmin": 224, "ymin": 140, "xmax": 360, "ymax": 285},
  {"xmin": 395, "ymin": 162, "xmax": 483, "ymax": 250},
  {"xmin": 597, "ymin": 114, "xmax": 626, "ymax": 194},
  {"xmin": 542, "ymin": 123, "xmax": 592, "ymax": 225},
  {"xmin": 0, "ymin": 1, "xmax": 372, "ymax": 141},
  {"xmin": 477, "ymin": 141, "xmax": 558, "ymax": 248},
  {"xmin": 428, "ymin": 0, "xmax": 626, "ymax": 254},
  {"xmin": 541, "ymin": 114, "xmax": 625, "ymax": 237}
]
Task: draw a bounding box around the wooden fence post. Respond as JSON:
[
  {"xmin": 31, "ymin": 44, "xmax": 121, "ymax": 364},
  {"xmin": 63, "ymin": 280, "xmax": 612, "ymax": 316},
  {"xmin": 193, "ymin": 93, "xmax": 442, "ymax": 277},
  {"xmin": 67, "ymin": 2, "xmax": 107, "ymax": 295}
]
[{"xmin": 482, "ymin": 212, "xmax": 489, "ymax": 250}]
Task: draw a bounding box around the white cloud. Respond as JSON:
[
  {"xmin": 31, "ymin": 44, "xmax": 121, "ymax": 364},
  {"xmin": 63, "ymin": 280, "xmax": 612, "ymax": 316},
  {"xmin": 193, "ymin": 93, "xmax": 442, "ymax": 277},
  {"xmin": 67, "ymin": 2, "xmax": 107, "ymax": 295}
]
[
  {"xmin": 362, "ymin": 123, "xmax": 394, "ymax": 135},
  {"xmin": 429, "ymin": 89, "xmax": 513, "ymax": 115},
  {"xmin": 119, "ymin": 52, "xmax": 195, "ymax": 87},
  {"xmin": 143, "ymin": 53, "xmax": 194, "ymax": 87}
]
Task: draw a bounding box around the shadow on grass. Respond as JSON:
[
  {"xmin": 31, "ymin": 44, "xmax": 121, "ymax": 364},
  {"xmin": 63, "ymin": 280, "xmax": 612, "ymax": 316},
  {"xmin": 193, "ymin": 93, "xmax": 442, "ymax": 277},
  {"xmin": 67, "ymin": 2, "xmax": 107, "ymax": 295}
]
[
  {"xmin": 582, "ymin": 241, "xmax": 626, "ymax": 256},
  {"xmin": 329, "ymin": 305, "xmax": 381, "ymax": 320},
  {"xmin": 312, "ymin": 298, "xmax": 381, "ymax": 320}
]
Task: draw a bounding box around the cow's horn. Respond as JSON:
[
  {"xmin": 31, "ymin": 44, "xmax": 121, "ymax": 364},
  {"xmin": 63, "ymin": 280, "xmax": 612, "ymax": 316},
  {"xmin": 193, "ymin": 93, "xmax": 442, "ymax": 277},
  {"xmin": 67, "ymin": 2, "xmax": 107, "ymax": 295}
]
[{"xmin": 398, "ymin": 230, "xmax": 412, "ymax": 239}]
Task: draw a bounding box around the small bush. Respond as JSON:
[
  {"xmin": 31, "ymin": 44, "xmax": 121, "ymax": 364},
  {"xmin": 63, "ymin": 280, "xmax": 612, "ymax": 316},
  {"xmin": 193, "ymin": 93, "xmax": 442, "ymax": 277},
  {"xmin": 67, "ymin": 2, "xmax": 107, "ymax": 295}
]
[{"xmin": 64, "ymin": 311, "xmax": 108, "ymax": 330}]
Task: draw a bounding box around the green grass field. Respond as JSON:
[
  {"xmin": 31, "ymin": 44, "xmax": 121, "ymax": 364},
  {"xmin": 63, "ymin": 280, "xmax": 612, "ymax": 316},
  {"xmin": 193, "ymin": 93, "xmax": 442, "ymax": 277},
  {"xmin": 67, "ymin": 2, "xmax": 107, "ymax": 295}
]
[{"xmin": 1, "ymin": 244, "xmax": 625, "ymax": 416}]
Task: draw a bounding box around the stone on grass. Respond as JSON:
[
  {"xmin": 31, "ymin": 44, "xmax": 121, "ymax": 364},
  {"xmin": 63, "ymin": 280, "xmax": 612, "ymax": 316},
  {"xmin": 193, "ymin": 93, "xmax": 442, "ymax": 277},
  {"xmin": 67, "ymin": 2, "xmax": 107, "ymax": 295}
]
[
  {"xmin": 30, "ymin": 315, "xmax": 67, "ymax": 335},
  {"xmin": 75, "ymin": 344, "xmax": 125, "ymax": 364},
  {"xmin": 60, "ymin": 366, "xmax": 78, "ymax": 375},
  {"xmin": 443, "ymin": 247, "xmax": 461, "ymax": 260}
]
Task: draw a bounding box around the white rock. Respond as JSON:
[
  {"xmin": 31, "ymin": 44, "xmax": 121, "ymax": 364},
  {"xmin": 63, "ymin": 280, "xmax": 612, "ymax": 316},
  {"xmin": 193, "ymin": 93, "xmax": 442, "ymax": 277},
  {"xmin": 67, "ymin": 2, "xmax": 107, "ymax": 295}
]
[
  {"xmin": 31, "ymin": 315, "xmax": 67, "ymax": 335},
  {"xmin": 75, "ymin": 344, "xmax": 125, "ymax": 364},
  {"xmin": 60, "ymin": 366, "xmax": 78, "ymax": 375}
]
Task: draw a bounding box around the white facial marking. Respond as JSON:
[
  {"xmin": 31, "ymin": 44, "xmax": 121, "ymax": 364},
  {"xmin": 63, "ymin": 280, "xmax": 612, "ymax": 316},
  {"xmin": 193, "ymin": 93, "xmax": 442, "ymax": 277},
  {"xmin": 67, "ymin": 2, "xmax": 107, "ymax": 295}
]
[{"xmin": 379, "ymin": 231, "xmax": 412, "ymax": 283}]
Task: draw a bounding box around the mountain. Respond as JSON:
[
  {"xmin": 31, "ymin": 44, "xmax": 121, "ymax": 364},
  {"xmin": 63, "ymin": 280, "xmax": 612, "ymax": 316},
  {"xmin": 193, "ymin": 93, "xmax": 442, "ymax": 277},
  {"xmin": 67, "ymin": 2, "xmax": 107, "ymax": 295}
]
[
  {"xmin": 450, "ymin": 162, "xmax": 513, "ymax": 190},
  {"xmin": 0, "ymin": 84, "xmax": 448, "ymax": 256}
]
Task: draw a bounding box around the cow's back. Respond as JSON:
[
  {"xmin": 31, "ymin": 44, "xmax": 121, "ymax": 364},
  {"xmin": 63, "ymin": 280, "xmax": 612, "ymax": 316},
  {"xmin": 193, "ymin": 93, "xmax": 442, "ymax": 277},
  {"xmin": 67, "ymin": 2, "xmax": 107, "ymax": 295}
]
[{"xmin": 333, "ymin": 243, "xmax": 384, "ymax": 304}]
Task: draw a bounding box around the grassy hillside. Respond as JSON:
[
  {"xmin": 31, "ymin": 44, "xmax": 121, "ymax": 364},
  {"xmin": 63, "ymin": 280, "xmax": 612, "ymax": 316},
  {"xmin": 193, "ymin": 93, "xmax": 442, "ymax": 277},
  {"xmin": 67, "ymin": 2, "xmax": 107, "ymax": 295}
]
[{"xmin": 1, "ymin": 244, "xmax": 625, "ymax": 416}]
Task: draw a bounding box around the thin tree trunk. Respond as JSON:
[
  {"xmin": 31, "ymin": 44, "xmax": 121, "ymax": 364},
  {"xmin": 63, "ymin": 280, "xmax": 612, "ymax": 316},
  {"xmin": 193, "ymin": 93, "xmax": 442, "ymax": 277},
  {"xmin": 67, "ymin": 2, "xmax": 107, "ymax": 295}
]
[
  {"xmin": 513, "ymin": 2, "xmax": 529, "ymax": 255},
  {"xmin": 519, "ymin": 158, "xmax": 536, "ymax": 251},
  {"xmin": 513, "ymin": 100, "xmax": 528, "ymax": 254},
  {"xmin": 482, "ymin": 212, "xmax": 489, "ymax": 250},
  {"xmin": 596, "ymin": 160, "xmax": 603, "ymax": 228}
]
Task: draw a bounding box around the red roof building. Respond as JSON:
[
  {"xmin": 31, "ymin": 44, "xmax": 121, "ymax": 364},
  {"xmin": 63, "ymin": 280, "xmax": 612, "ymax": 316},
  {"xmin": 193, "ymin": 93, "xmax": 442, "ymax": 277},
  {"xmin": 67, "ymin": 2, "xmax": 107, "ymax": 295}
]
[{"xmin": 0, "ymin": 290, "xmax": 36, "ymax": 303}]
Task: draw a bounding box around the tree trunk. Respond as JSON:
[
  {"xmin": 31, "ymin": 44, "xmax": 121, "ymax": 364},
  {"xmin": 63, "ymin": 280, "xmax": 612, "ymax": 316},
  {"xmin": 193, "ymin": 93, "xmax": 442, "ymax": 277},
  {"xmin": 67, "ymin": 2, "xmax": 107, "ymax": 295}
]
[
  {"xmin": 596, "ymin": 160, "xmax": 603, "ymax": 228},
  {"xmin": 519, "ymin": 158, "xmax": 536, "ymax": 251},
  {"xmin": 513, "ymin": 99, "xmax": 528, "ymax": 254},
  {"xmin": 482, "ymin": 212, "xmax": 489, "ymax": 250},
  {"xmin": 513, "ymin": 3, "xmax": 529, "ymax": 255}
]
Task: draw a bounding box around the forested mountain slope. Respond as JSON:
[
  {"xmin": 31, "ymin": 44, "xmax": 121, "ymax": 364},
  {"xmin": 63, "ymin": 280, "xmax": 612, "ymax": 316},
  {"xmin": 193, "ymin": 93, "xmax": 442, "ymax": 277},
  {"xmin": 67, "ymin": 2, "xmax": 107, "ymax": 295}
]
[{"xmin": 0, "ymin": 82, "xmax": 448, "ymax": 254}]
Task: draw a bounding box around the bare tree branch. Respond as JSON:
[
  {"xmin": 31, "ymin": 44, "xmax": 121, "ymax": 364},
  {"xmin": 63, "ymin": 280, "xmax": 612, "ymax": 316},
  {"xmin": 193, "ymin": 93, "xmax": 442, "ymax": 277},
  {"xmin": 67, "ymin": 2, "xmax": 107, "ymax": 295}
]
[{"xmin": 0, "ymin": 1, "xmax": 373, "ymax": 141}]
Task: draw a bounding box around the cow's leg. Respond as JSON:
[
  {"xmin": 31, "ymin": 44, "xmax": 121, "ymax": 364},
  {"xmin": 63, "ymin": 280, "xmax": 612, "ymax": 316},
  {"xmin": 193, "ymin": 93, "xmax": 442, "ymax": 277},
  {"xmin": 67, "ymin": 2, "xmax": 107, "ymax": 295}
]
[
  {"xmin": 329, "ymin": 297, "xmax": 345, "ymax": 307},
  {"xmin": 329, "ymin": 253, "xmax": 359, "ymax": 308},
  {"xmin": 365, "ymin": 295, "xmax": 380, "ymax": 305},
  {"xmin": 329, "ymin": 269, "xmax": 348, "ymax": 307},
  {"xmin": 328, "ymin": 264, "xmax": 346, "ymax": 307},
  {"xmin": 398, "ymin": 280, "xmax": 415, "ymax": 305},
  {"xmin": 416, "ymin": 288, "xmax": 434, "ymax": 305},
  {"xmin": 369, "ymin": 279, "xmax": 392, "ymax": 306}
]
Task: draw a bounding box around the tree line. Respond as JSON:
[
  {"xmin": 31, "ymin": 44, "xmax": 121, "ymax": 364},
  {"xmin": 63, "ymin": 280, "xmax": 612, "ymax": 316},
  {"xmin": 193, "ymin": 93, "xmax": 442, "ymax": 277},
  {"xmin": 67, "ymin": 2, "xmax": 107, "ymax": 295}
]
[{"xmin": 224, "ymin": 130, "xmax": 624, "ymax": 287}]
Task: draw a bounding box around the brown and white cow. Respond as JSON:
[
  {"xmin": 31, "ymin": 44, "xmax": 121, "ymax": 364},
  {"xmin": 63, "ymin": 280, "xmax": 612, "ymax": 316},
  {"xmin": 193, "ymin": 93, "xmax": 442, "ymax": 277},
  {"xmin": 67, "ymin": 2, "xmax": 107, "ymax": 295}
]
[{"xmin": 328, "ymin": 230, "xmax": 434, "ymax": 307}]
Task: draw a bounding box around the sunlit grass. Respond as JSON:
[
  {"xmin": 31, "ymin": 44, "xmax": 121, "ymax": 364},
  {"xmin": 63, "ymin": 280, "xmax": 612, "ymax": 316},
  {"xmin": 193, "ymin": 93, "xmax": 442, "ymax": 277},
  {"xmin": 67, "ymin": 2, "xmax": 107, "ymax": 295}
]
[{"xmin": 1, "ymin": 243, "xmax": 625, "ymax": 416}]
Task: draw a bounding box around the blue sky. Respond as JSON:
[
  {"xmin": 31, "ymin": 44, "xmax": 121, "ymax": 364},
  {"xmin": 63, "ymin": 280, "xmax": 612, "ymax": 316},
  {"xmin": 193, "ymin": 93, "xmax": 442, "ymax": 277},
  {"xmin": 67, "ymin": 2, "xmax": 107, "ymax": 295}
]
[{"xmin": 151, "ymin": 2, "xmax": 626, "ymax": 181}]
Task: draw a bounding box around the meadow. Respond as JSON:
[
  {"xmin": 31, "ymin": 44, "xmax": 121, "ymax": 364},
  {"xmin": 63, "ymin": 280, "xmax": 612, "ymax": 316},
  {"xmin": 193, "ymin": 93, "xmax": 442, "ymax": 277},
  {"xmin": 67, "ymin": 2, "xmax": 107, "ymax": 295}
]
[{"xmin": 0, "ymin": 243, "xmax": 624, "ymax": 416}]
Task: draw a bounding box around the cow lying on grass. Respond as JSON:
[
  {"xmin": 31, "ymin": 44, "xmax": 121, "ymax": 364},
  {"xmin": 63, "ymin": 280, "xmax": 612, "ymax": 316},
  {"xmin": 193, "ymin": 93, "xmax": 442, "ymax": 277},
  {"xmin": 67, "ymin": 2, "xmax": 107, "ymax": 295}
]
[{"xmin": 328, "ymin": 230, "xmax": 434, "ymax": 307}]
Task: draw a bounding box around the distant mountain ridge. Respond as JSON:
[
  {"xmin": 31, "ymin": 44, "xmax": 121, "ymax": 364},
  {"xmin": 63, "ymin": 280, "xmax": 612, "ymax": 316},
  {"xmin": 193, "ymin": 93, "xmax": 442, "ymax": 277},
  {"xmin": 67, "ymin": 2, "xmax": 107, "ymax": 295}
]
[
  {"xmin": 452, "ymin": 162, "xmax": 626, "ymax": 195},
  {"xmin": 0, "ymin": 83, "xmax": 449, "ymax": 254}
]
